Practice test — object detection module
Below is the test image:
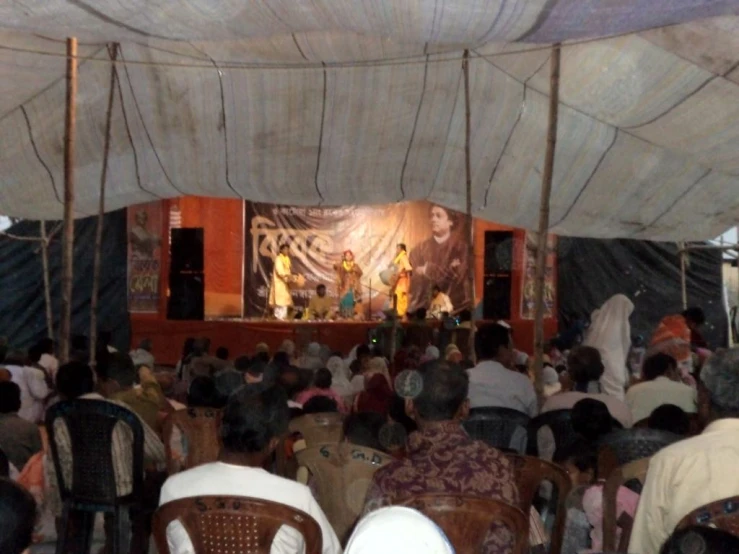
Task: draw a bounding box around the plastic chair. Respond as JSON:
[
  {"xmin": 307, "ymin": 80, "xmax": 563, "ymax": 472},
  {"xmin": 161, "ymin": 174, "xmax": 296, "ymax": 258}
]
[
  {"xmin": 677, "ymin": 495, "xmax": 739, "ymax": 536},
  {"xmin": 602, "ymin": 456, "xmax": 650, "ymax": 552},
  {"xmin": 463, "ymin": 407, "xmax": 530, "ymax": 453},
  {"xmin": 295, "ymin": 443, "xmax": 392, "ymax": 543},
  {"xmin": 527, "ymin": 409, "xmax": 577, "ymax": 458},
  {"xmin": 288, "ymin": 412, "xmax": 345, "ymax": 446},
  {"xmin": 162, "ymin": 407, "xmax": 222, "ymax": 474},
  {"xmin": 507, "ymin": 454, "xmax": 573, "ymax": 554},
  {"xmin": 46, "ymin": 399, "xmax": 145, "ymax": 554},
  {"xmin": 398, "ymin": 494, "xmax": 528, "ymax": 554},
  {"xmin": 154, "ymin": 496, "xmax": 323, "ymax": 554},
  {"xmin": 597, "ymin": 428, "xmax": 680, "ymax": 478}
]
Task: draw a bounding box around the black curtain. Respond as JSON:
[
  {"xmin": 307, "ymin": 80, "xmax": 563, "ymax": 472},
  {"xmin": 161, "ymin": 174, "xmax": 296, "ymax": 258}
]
[
  {"xmin": 557, "ymin": 238, "xmax": 727, "ymax": 349},
  {"xmin": 0, "ymin": 210, "xmax": 129, "ymax": 351}
]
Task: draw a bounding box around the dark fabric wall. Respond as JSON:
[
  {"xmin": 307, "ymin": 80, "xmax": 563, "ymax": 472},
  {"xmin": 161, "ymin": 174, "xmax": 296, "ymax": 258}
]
[
  {"xmin": 557, "ymin": 238, "xmax": 727, "ymax": 349},
  {"xmin": 0, "ymin": 210, "xmax": 129, "ymax": 351}
]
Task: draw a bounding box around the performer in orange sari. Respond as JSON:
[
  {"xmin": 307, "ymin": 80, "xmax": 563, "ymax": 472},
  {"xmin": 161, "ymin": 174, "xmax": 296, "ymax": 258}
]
[
  {"xmin": 391, "ymin": 243, "xmax": 413, "ymax": 318},
  {"xmin": 334, "ymin": 250, "xmax": 363, "ymax": 319}
]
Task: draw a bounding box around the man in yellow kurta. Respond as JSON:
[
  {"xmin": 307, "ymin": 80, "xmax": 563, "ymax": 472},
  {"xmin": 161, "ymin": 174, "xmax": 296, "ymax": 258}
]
[
  {"xmin": 269, "ymin": 244, "xmax": 295, "ymax": 320},
  {"xmin": 391, "ymin": 243, "xmax": 413, "ymax": 318}
]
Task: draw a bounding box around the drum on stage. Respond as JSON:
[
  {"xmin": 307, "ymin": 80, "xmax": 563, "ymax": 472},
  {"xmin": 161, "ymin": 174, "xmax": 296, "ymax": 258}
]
[
  {"xmin": 379, "ymin": 265, "xmax": 399, "ymax": 287},
  {"xmin": 293, "ymin": 274, "xmax": 307, "ymax": 288}
]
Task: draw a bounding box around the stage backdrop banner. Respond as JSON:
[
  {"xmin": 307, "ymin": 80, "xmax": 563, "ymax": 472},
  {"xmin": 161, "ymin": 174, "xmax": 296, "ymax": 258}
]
[
  {"xmin": 245, "ymin": 201, "xmax": 471, "ymax": 317},
  {"xmin": 127, "ymin": 202, "xmax": 163, "ymax": 313},
  {"xmin": 521, "ymin": 232, "xmax": 557, "ymax": 319}
]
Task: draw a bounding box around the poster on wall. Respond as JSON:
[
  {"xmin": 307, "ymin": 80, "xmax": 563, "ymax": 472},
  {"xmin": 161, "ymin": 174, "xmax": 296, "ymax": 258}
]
[
  {"xmin": 127, "ymin": 202, "xmax": 163, "ymax": 313},
  {"xmin": 244, "ymin": 201, "xmax": 471, "ymax": 317},
  {"xmin": 521, "ymin": 232, "xmax": 557, "ymax": 319}
]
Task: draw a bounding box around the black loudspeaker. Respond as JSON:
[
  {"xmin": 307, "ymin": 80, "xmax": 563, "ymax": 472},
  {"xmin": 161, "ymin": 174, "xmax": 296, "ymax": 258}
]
[
  {"xmin": 167, "ymin": 272, "xmax": 205, "ymax": 320},
  {"xmin": 483, "ymin": 231, "xmax": 513, "ymax": 320},
  {"xmin": 170, "ymin": 228, "xmax": 204, "ymax": 273}
]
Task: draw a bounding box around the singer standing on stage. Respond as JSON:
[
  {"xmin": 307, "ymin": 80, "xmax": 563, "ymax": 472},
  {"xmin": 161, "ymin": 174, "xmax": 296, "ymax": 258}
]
[
  {"xmin": 334, "ymin": 250, "xmax": 363, "ymax": 319},
  {"xmin": 391, "ymin": 243, "xmax": 413, "ymax": 318},
  {"xmin": 269, "ymin": 243, "xmax": 294, "ymax": 320}
]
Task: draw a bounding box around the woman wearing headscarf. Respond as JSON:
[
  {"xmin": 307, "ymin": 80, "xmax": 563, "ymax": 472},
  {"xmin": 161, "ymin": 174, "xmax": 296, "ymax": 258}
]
[
  {"xmin": 345, "ymin": 507, "xmax": 454, "ymax": 554},
  {"xmin": 354, "ymin": 358, "xmax": 394, "ymax": 416},
  {"xmin": 297, "ymin": 342, "xmax": 323, "ymax": 371},
  {"xmin": 582, "ymin": 294, "xmax": 634, "ymax": 400},
  {"xmin": 326, "ymin": 356, "xmax": 353, "ymax": 400}
]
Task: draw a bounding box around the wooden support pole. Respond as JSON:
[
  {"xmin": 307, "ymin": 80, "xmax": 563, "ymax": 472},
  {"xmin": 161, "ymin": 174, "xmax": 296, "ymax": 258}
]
[
  {"xmin": 40, "ymin": 221, "xmax": 54, "ymax": 339},
  {"xmin": 463, "ymin": 49, "xmax": 476, "ymax": 362},
  {"xmin": 59, "ymin": 37, "xmax": 78, "ymax": 363},
  {"xmin": 533, "ymin": 44, "xmax": 561, "ymax": 400},
  {"xmin": 90, "ymin": 43, "xmax": 119, "ymax": 366},
  {"xmin": 679, "ymin": 242, "xmax": 688, "ymax": 310}
]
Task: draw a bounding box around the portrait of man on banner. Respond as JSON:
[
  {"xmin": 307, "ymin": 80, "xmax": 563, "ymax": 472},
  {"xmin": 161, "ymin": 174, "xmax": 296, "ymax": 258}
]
[{"xmin": 409, "ymin": 204, "xmax": 470, "ymax": 313}]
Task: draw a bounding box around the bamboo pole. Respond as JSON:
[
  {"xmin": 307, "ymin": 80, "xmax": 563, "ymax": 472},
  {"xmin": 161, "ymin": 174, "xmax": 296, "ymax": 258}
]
[
  {"xmin": 533, "ymin": 44, "xmax": 561, "ymax": 400},
  {"xmin": 59, "ymin": 37, "xmax": 78, "ymax": 363},
  {"xmin": 40, "ymin": 222, "xmax": 54, "ymax": 339},
  {"xmin": 90, "ymin": 43, "xmax": 118, "ymax": 367},
  {"xmin": 463, "ymin": 50, "xmax": 476, "ymax": 362},
  {"xmin": 679, "ymin": 242, "xmax": 688, "ymax": 310}
]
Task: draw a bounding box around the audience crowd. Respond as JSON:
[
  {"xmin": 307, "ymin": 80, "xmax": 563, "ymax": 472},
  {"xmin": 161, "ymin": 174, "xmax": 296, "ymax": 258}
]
[{"xmin": 0, "ymin": 300, "xmax": 738, "ymax": 554}]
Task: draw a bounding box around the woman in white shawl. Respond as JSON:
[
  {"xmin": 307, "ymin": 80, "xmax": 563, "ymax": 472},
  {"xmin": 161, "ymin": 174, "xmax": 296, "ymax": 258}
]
[
  {"xmin": 583, "ymin": 294, "xmax": 634, "ymax": 400},
  {"xmin": 326, "ymin": 356, "xmax": 353, "ymax": 399},
  {"xmin": 345, "ymin": 507, "xmax": 454, "ymax": 554}
]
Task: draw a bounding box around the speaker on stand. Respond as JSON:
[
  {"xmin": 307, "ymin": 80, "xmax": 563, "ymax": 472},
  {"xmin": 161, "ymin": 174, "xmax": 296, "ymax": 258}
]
[{"xmin": 167, "ymin": 228, "xmax": 205, "ymax": 320}]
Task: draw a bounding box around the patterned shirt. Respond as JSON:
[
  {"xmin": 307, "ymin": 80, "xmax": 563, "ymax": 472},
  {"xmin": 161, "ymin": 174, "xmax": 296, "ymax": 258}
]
[{"xmin": 364, "ymin": 421, "xmax": 519, "ymax": 554}]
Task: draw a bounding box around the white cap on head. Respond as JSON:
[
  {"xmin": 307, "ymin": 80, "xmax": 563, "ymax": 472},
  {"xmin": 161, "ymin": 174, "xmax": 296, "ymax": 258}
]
[{"xmin": 345, "ymin": 507, "xmax": 455, "ymax": 554}]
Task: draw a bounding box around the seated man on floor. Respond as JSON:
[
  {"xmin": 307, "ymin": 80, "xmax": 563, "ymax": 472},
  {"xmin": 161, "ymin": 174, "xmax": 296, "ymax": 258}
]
[
  {"xmin": 305, "ymin": 284, "xmax": 334, "ymax": 320},
  {"xmin": 364, "ymin": 362, "xmax": 545, "ymax": 553},
  {"xmin": 629, "ymin": 348, "xmax": 739, "ymax": 554},
  {"xmin": 159, "ymin": 385, "xmax": 341, "ymax": 554}
]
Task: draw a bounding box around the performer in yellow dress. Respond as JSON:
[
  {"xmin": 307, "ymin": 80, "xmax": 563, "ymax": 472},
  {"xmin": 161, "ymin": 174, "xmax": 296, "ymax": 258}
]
[
  {"xmin": 391, "ymin": 243, "xmax": 413, "ymax": 318},
  {"xmin": 334, "ymin": 250, "xmax": 363, "ymax": 319},
  {"xmin": 268, "ymin": 243, "xmax": 296, "ymax": 320}
]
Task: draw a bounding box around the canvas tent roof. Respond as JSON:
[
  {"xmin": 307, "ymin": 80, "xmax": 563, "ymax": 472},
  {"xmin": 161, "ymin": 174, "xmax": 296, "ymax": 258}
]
[{"xmin": 2, "ymin": 1, "xmax": 739, "ymax": 241}]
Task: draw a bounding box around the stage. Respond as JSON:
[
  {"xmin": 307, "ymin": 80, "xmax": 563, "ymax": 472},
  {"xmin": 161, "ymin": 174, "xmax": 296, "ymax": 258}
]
[{"xmin": 130, "ymin": 317, "xmax": 557, "ymax": 366}]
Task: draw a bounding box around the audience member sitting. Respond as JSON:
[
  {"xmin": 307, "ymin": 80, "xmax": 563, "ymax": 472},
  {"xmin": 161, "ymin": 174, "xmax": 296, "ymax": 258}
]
[
  {"xmin": 326, "ymin": 356, "xmax": 352, "ymax": 400},
  {"xmin": 215, "ymin": 346, "xmax": 229, "ymax": 361},
  {"xmin": 571, "ymin": 398, "xmax": 620, "ymax": 443},
  {"xmin": 187, "ymin": 338, "xmax": 228, "ymax": 379},
  {"xmin": 240, "ymin": 358, "xmax": 270, "ymax": 394},
  {"xmin": 298, "ymin": 342, "xmax": 325, "ymax": 371},
  {"xmin": 354, "ymin": 372, "xmax": 393, "ymax": 417},
  {"xmin": 345, "ymin": 506, "xmax": 454, "ymax": 554},
  {"xmin": 553, "ymin": 439, "xmax": 597, "ymax": 488},
  {"xmin": 296, "ymin": 369, "xmax": 348, "ymax": 413},
  {"xmin": 187, "ymin": 376, "xmax": 224, "ymax": 409},
  {"xmin": 630, "ymin": 348, "xmax": 739, "ymax": 554},
  {"xmin": 158, "ymin": 386, "xmax": 341, "ymax": 553},
  {"xmin": 364, "ymin": 362, "xmax": 521, "ymax": 552},
  {"xmin": 660, "ymin": 525, "xmax": 739, "ymax": 554},
  {"xmin": 467, "ymin": 324, "xmax": 537, "ymax": 416},
  {"xmin": 626, "ymin": 353, "xmax": 697, "ymax": 423},
  {"xmin": 175, "ymin": 337, "xmax": 195, "ymax": 381},
  {"xmin": 253, "ymin": 342, "xmax": 271, "ymax": 365},
  {"xmin": 156, "ymin": 372, "xmax": 186, "ymax": 411},
  {"xmin": 102, "ymin": 352, "xmax": 170, "ymax": 432},
  {"xmin": 35, "ymin": 338, "xmax": 59, "ymax": 382},
  {"xmin": 0, "ymin": 478, "xmax": 36, "ymax": 554},
  {"xmin": 129, "ymin": 338, "xmax": 155, "ymax": 371},
  {"xmin": 48, "ymin": 362, "xmax": 165, "ymax": 551},
  {"xmin": 302, "ymin": 395, "xmax": 339, "ymax": 414},
  {"xmin": 647, "ymin": 404, "xmax": 691, "ymax": 436},
  {"xmin": 343, "ymin": 412, "xmax": 387, "ymax": 452},
  {"xmin": 349, "ymin": 344, "xmax": 371, "ymax": 392},
  {"xmin": 214, "ymin": 357, "xmax": 244, "ymax": 399},
  {"xmin": 542, "ymin": 346, "xmax": 633, "ymax": 428},
  {"xmin": 0, "ymin": 381, "xmax": 42, "ymax": 472},
  {"xmin": 4, "ymin": 349, "xmax": 50, "ymax": 423}
]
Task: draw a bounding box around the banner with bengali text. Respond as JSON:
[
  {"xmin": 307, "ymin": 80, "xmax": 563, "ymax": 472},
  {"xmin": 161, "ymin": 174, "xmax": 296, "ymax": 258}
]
[{"xmin": 127, "ymin": 202, "xmax": 163, "ymax": 313}]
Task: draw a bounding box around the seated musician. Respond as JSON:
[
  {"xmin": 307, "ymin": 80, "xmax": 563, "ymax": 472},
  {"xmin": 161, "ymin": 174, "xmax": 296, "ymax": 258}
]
[
  {"xmin": 305, "ymin": 284, "xmax": 334, "ymax": 320},
  {"xmin": 427, "ymin": 285, "xmax": 453, "ymax": 319}
]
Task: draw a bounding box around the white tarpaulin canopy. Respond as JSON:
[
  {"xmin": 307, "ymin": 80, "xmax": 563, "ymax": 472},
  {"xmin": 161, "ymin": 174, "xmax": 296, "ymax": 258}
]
[{"xmin": 2, "ymin": 1, "xmax": 739, "ymax": 240}]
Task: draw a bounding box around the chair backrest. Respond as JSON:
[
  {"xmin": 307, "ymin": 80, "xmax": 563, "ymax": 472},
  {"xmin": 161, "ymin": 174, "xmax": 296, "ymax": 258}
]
[
  {"xmin": 289, "ymin": 412, "xmax": 344, "ymax": 446},
  {"xmin": 601, "ymin": 456, "xmax": 650, "ymax": 552},
  {"xmin": 398, "ymin": 494, "xmax": 528, "ymax": 554},
  {"xmin": 46, "ymin": 399, "xmax": 144, "ymax": 506},
  {"xmin": 463, "ymin": 407, "xmax": 530, "ymax": 454},
  {"xmin": 507, "ymin": 454, "xmax": 573, "ymax": 554},
  {"xmin": 296, "ymin": 443, "xmax": 392, "ymax": 543},
  {"xmin": 527, "ymin": 409, "xmax": 577, "ymax": 457},
  {"xmin": 162, "ymin": 407, "xmax": 222, "ymax": 474},
  {"xmin": 677, "ymin": 495, "xmax": 739, "ymax": 536},
  {"xmin": 597, "ymin": 428, "xmax": 681, "ymax": 472},
  {"xmin": 153, "ymin": 496, "xmax": 323, "ymax": 554}
]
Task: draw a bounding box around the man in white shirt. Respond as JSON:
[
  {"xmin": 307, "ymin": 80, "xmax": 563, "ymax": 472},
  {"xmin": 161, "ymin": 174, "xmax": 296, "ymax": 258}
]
[
  {"xmin": 4, "ymin": 351, "xmax": 50, "ymax": 424},
  {"xmin": 466, "ymin": 324, "xmax": 538, "ymax": 417},
  {"xmin": 629, "ymin": 348, "xmax": 739, "ymax": 554},
  {"xmin": 130, "ymin": 338, "xmax": 156, "ymax": 371},
  {"xmin": 427, "ymin": 285, "xmax": 453, "ymax": 319},
  {"xmin": 625, "ymin": 352, "xmax": 697, "ymax": 423},
  {"xmin": 159, "ymin": 385, "xmax": 341, "ymax": 554}
]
